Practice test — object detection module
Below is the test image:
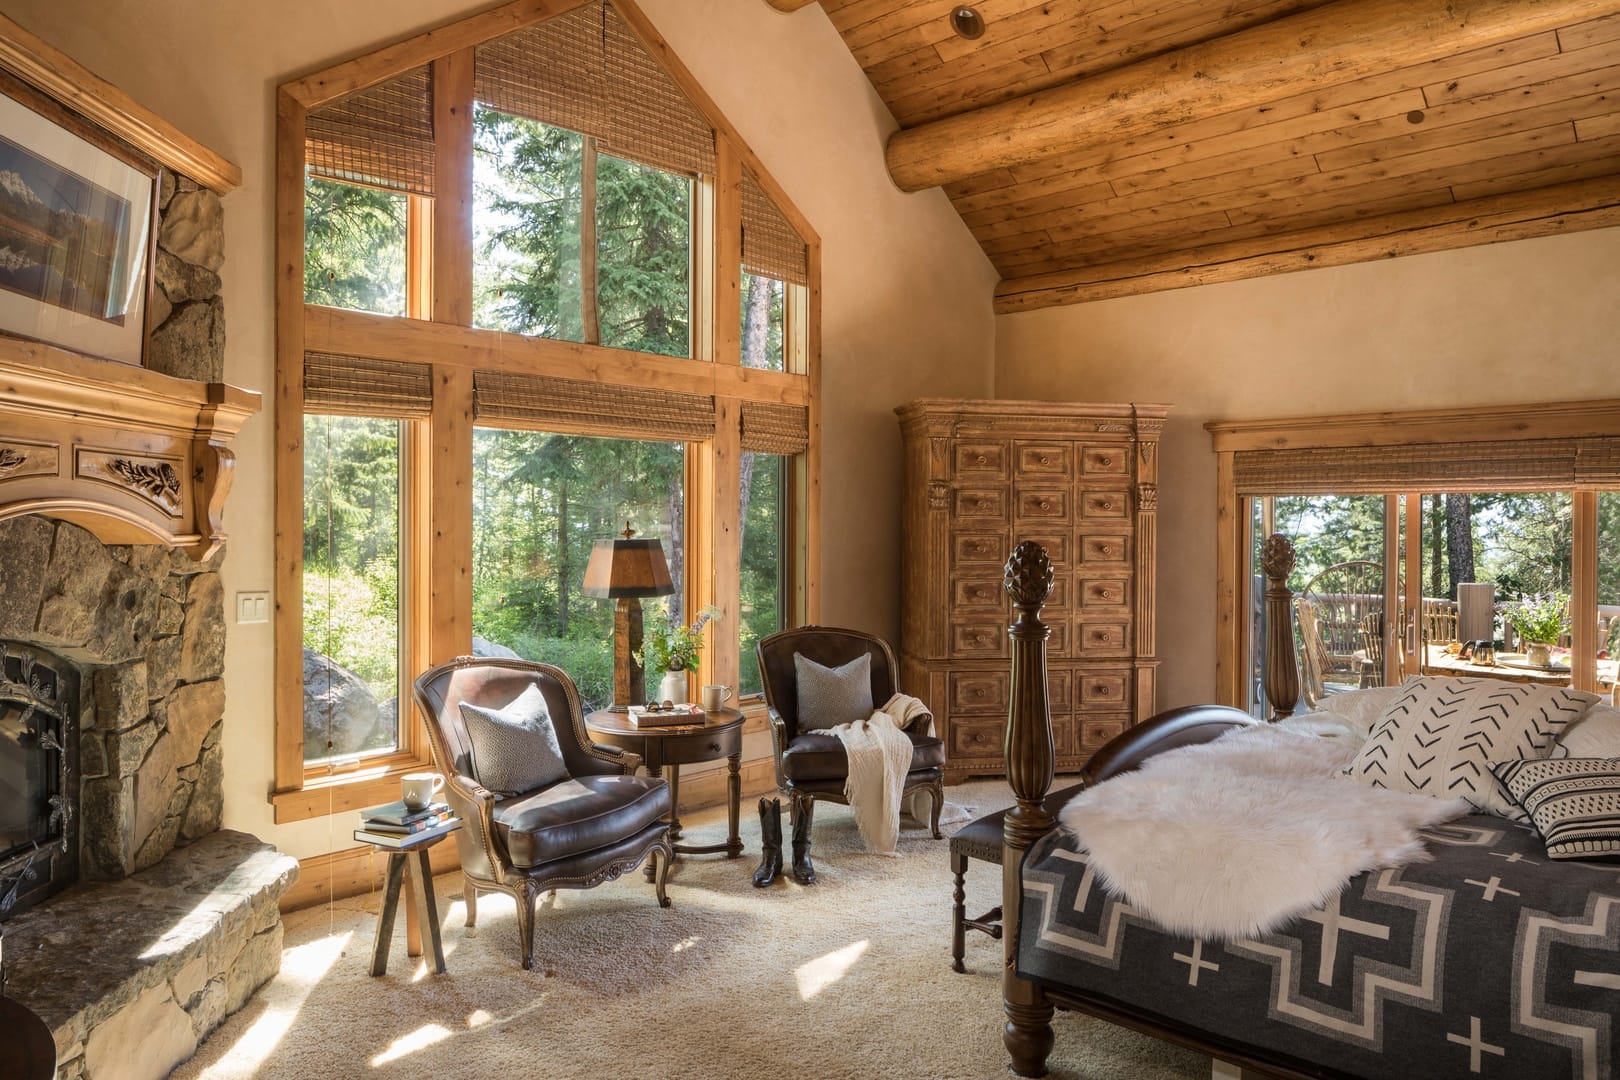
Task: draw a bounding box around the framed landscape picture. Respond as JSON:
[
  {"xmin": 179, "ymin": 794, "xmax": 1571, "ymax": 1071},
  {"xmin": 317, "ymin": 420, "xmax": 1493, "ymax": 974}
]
[{"xmin": 0, "ymin": 82, "xmax": 156, "ymax": 366}]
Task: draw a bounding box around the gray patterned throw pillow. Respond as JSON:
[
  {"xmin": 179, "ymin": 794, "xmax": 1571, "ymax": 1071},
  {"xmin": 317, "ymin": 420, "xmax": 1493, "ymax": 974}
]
[
  {"xmin": 459, "ymin": 683, "xmax": 569, "ymax": 796},
  {"xmin": 1343, "ymin": 677, "xmax": 1597, "ymax": 821},
  {"xmin": 794, "ymin": 652, "xmax": 874, "ymax": 731},
  {"xmin": 1492, "ymin": 757, "xmax": 1620, "ymax": 860}
]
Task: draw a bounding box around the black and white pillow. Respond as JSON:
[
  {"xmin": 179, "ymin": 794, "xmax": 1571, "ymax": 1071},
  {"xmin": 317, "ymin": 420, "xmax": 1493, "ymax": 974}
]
[
  {"xmin": 1492, "ymin": 757, "xmax": 1620, "ymax": 860},
  {"xmin": 794, "ymin": 652, "xmax": 873, "ymax": 731},
  {"xmin": 459, "ymin": 683, "xmax": 570, "ymax": 796},
  {"xmin": 1342, "ymin": 677, "xmax": 1597, "ymax": 821}
]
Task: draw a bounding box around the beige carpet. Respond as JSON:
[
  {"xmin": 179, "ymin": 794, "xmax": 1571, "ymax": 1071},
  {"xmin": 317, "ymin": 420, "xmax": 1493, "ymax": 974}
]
[{"xmin": 175, "ymin": 781, "xmax": 1206, "ymax": 1080}]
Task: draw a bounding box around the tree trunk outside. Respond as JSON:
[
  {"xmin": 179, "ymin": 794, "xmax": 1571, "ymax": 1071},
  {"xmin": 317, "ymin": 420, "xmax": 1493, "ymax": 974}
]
[
  {"xmin": 667, "ymin": 481, "xmax": 684, "ymax": 626},
  {"xmin": 1428, "ymin": 495, "xmax": 1444, "ymax": 600},
  {"xmin": 1445, "ymin": 494, "xmax": 1475, "ymax": 601},
  {"xmin": 739, "ymin": 451, "xmax": 757, "ymax": 558},
  {"xmin": 556, "ymin": 481, "xmax": 569, "ymax": 636},
  {"xmin": 743, "ymin": 274, "xmax": 771, "ymax": 368}
]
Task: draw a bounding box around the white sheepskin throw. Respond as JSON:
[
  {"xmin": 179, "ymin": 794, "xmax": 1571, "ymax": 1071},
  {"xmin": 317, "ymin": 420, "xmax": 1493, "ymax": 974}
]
[{"xmin": 1058, "ymin": 725, "xmax": 1469, "ymax": 941}]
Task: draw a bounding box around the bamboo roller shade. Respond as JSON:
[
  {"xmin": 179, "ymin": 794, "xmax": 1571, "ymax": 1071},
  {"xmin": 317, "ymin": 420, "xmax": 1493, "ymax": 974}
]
[
  {"xmin": 1234, "ymin": 438, "xmax": 1620, "ymax": 495},
  {"xmin": 740, "ymin": 401, "xmax": 809, "ymax": 456},
  {"xmin": 742, "ymin": 171, "xmax": 808, "ymax": 287},
  {"xmin": 473, "ymin": 369, "xmax": 715, "ymax": 441},
  {"xmin": 306, "ymin": 66, "xmax": 435, "ymax": 197},
  {"xmin": 473, "ymin": 2, "xmax": 715, "ymax": 180},
  {"xmin": 303, "ymin": 352, "xmax": 433, "ymax": 418}
]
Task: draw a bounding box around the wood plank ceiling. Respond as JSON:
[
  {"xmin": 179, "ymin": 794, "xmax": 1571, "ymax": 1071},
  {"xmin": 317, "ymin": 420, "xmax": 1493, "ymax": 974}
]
[{"xmin": 793, "ymin": 0, "xmax": 1620, "ymax": 311}]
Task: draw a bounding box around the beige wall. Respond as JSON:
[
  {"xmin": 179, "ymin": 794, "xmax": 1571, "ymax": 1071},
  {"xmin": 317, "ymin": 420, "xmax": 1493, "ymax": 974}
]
[
  {"xmin": 996, "ymin": 226, "xmax": 1620, "ymax": 711},
  {"xmin": 3, "ymin": 0, "xmax": 996, "ymax": 858}
]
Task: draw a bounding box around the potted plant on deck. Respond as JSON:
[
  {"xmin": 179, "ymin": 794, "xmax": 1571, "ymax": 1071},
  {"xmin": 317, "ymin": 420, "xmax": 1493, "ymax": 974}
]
[
  {"xmin": 1506, "ymin": 593, "xmax": 1570, "ymax": 669},
  {"xmin": 640, "ymin": 605, "xmax": 721, "ymax": 704}
]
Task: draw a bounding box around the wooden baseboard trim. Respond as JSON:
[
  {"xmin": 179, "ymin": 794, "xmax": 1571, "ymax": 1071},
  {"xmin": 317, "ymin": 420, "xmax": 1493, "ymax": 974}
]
[{"xmin": 281, "ymin": 759, "xmax": 783, "ymax": 913}]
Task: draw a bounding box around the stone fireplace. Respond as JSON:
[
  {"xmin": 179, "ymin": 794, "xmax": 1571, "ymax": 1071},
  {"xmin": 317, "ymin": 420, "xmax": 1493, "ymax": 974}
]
[{"xmin": 0, "ymin": 153, "xmax": 292, "ymax": 1076}]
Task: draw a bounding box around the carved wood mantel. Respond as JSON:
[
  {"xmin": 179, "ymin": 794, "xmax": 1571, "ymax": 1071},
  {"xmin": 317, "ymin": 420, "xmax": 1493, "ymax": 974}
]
[{"xmin": 0, "ymin": 337, "xmax": 260, "ymax": 559}]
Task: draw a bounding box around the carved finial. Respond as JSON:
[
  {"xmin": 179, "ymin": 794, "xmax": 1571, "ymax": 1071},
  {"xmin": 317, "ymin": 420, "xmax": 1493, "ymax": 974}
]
[
  {"xmin": 1261, "ymin": 533, "xmax": 1296, "ymax": 582},
  {"xmin": 1004, "ymin": 541, "xmax": 1054, "ymax": 609}
]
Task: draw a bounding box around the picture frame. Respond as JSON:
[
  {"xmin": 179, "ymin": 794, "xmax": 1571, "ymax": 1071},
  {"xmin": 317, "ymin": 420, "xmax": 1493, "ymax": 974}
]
[{"xmin": 0, "ymin": 72, "xmax": 158, "ymax": 366}]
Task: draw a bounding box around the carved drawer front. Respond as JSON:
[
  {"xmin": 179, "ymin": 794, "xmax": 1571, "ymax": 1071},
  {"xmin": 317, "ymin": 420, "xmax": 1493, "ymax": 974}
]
[
  {"xmin": 1074, "ymin": 620, "xmax": 1131, "ymax": 656},
  {"xmin": 1015, "ymin": 488, "xmax": 1069, "ymax": 522},
  {"xmin": 1051, "ymin": 717, "xmax": 1078, "ymax": 759},
  {"xmin": 952, "ymin": 532, "xmax": 1007, "ymax": 566},
  {"xmin": 1048, "ymin": 669, "xmax": 1072, "ymax": 710},
  {"xmin": 1016, "ymin": 443, "xmax": 1070, "ymax": 475},
  {"xmin": 954, "ymin": 488, "xmax": 1008, "ymax": 522},
  {"xmin": 950, "ymin": 721, "xmax": 1004, "ymax": 760},
  {"xmin": 951, "ymin": 576, "xmax": 1005, "ymax": 610},
  {"xmin": 949, "ymin": 670, "xmax": 1009, "ymax": 714},
  {"xmin": 1045, "ymin": 619, "xmax": 1070, "ymax": 657},
  {"xmin": 1080, "ymin": 716, "xmax": 1129, "ymax": 751},
  {"xmin": 1079, "ymin": 490, "xmax": 1128, "ymax": 519},
  {"xmin": 1021, "ymin": 533, "xmax": 1069, "ymax": 567},
  {"xmin": 1078, "ymin": 576, "xmax": 1130, "ymax": 608},
  {"xmin": 1079, "ymin": 534, "xmax": 1130, "ymax": 564},
  {"xmin": 1081, "ymin": 446, "xmax": 1128, "ymax": 476},
  {"xmin": 1079, "ymin": 674, "xmax": 1129, "ymax": 708},
  {"xmin": 954, "ymin": 442, "xmax": 1009, "ymax": 479},
  {"xmin": 950, "ymin": 621, "xmax": 1005, "ymax": 657}
]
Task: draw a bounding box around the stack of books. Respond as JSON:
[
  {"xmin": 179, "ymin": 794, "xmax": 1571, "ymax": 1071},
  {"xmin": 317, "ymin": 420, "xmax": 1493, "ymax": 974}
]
[{"xmin": 354, "ymin": 799, "xmax": 459, "ymax": 848}]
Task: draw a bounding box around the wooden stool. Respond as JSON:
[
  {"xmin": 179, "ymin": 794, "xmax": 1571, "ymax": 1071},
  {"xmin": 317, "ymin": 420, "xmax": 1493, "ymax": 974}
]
[
  {"xmin": 362, "ymin": 831, "xmax": 453, "ymax": 977},
  {"xmin": 949, "ymin": 784, "xmax": 1084, "ymax": 974}
]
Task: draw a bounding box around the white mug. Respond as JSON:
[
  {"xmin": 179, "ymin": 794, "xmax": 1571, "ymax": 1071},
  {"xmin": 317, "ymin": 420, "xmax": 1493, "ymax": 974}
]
[
  {"xmin": 701, "ymin": 684, "xmax": 734, "ymax": 712},
  {"xmin": 401, "ymin": 772, "xmax": 445, "ymax": 812}
]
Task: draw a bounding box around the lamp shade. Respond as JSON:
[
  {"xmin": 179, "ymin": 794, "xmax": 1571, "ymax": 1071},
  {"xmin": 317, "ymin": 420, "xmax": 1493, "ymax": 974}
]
[{"xmin": 581, "ymin": 537, "xmax": 675, "ymax": 599}]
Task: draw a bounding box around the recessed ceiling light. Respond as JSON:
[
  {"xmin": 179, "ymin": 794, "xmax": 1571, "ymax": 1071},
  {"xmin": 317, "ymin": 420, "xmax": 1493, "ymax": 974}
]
[{"xmin": 950, "ymin": 6, "xmax": 985, "ymax": 40}]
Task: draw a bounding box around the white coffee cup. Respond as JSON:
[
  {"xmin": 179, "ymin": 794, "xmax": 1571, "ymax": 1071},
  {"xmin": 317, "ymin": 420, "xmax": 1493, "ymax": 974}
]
[
  {"xmin": 401, "ymin": 772, "xmax": 445, "ymax": 812},
  {"xmin": 701, "ymin": 684, "xmax": 733, "ymax": 712}
]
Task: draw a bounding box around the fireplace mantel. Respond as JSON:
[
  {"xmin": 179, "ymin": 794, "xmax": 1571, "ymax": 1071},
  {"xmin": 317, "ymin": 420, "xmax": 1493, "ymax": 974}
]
[{"xmin": 0, "ymin": 335, "xmax": 260, "ymax": 559}]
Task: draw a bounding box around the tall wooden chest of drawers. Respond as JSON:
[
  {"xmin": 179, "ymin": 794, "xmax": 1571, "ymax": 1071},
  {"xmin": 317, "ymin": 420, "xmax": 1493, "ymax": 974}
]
[{"xmin": 895, "ymin": 399, "xmax": 1168, "ymax": 781}]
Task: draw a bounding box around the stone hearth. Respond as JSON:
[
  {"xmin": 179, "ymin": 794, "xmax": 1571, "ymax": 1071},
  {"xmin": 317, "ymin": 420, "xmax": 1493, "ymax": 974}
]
[{"xmin": 2, "ymin": 831, "xmax": 296, "ymax": 1080}]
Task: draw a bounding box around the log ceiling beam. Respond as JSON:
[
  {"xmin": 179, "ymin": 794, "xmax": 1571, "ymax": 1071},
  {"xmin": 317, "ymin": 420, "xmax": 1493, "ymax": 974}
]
[
  {"xmin": 992, "ymin": 173, "xmax": 1620, "ymax": 312},
  {"xmin": 884, "ymin": 0, "xmax": 1620, "ymax": 193}
]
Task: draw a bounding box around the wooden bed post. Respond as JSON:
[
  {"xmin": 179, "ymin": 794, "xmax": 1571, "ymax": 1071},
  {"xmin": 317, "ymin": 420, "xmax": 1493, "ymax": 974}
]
[
  {"xmin": 1262, "ymin": 533, "xmax": 1300, "ymax": 721},
  {"xmin": 1002, "ymin": 541, "xmax": 1056, "ymax": 1077}
]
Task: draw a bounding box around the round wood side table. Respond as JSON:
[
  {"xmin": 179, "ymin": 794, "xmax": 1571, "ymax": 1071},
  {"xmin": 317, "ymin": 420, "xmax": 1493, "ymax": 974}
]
[
  {"xmin": 0, "ymin": 996, "xmax": 57, "ymax": 1080},
  {"xmin": 585, "ymin": 706, "xmax": 746, "ymax": 860}
]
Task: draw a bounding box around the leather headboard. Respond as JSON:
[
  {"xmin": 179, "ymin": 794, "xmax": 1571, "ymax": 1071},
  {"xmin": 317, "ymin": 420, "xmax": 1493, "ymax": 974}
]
[{"xmin": 755, "ymin": 626, "xmax": 897, "ymax": 742}]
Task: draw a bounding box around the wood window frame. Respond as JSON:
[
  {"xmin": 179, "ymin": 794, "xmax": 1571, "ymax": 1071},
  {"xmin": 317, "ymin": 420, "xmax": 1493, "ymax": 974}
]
[
  {"xmin": 272, "ymin": 0, "xmax": 821, "ymax": 820},
  {"xmin": 1208, "ymin": 399, "xmax": 1620, "ymax": 710}
]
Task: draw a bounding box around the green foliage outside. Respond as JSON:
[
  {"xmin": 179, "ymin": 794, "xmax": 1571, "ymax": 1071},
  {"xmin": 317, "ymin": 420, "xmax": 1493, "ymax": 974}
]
[
  {"xmin": 472, "ymin": 428, "xmax": 685, "ymax": 712},
  {"xmin": 471, "ymin": 107, "xmax": 691, "ymax": 358},
  {"xmin": 1505, "ymin": 593, "xmax": 1571, "ymax": 645},
  {"xmin": 303, "ymin": 176, "xmax": 406, "ymax": 315},
  {"xmin": 740, "ymin": 453, "xmax": 785, "ymax": 696}
]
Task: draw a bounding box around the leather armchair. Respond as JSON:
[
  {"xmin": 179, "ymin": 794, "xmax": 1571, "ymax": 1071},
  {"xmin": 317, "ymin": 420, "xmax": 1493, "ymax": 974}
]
[
  {"xmin": 413, "ymin": 656, "xmax": 673, "ymax": 969},
  {"xmin": 755, "ymin": 626, "xmax": 945, "ymax": 865}
]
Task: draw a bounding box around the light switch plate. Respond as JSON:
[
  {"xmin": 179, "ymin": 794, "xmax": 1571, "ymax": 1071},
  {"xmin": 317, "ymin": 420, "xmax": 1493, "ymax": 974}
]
[{"xmin": 236, "ymin": 591, "xmax": 270, "ymax": 624}]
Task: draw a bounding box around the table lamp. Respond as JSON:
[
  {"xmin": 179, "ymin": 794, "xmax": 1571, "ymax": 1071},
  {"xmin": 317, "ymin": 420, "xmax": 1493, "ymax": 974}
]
[{"xmin": 582, "ymin": 523, "xmax": 675, "ymax": 711}]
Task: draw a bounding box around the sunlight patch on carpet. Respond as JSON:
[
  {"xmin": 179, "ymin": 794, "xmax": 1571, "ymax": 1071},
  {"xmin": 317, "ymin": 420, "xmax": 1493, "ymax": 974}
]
[
  {"xmin": 371, "ymin": 1023, "xmax": 451, "ymax": 1066},
  {"xmin": 794, "ymin": 939, "xmax": 868, "ymax": 1000},
  {"xmin": 197, "ymin": 932, "xmax": 350, "ymax": 1077}
]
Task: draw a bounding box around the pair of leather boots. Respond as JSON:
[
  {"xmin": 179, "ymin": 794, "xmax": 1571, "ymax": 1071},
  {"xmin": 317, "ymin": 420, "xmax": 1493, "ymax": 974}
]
[{"xmin": 752, "ymin": 797, "xmax": 814, "ymax": 886}]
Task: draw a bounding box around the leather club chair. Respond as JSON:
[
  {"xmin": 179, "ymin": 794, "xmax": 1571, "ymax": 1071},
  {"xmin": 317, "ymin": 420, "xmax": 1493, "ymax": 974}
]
[
  {"xmin": 756, "ymin": 626, "xmax": 946, "ymax": 868},
  {"xmin": 413, "ymin": 656, "xmax": 674, "ymax": 969}
]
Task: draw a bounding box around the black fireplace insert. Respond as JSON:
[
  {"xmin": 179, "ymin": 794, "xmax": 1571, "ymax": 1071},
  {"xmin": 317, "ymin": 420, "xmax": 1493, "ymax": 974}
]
[{"xmin": 0, "ymin": 643, "xmax": 77, "ymax": 919}]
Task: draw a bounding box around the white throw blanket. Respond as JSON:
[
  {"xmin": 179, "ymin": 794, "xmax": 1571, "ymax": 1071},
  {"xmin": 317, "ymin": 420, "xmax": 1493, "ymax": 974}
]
[
  {"xmin": 829, "ymin": 693, "xmax": 972, "ymax": 854},
  {"xmin": 1057, "ymin": 724, "xmax": 1469, "ymax": 941}
]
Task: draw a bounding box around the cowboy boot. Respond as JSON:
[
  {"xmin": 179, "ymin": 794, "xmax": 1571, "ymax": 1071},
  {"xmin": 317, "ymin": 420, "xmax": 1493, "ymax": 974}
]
[
  {"xmin": 752, "ymin": 798, "xmax": 783, "ymax": 888},
  {"xmin": 790, "ymin": 798, "xmax": 817, "ymax": 885}
]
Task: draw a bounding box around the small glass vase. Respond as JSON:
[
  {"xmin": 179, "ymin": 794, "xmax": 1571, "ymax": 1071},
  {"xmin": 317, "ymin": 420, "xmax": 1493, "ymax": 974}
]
[{"xmin": 657, "ymin": 668, "xmax": 688, "ymax": 705}]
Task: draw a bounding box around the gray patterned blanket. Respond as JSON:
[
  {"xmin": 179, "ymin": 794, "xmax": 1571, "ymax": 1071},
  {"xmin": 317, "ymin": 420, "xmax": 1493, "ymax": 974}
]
[{"xmin": 1019, "ymin": 814, "xmax": 1620, "ymax": 1080}]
